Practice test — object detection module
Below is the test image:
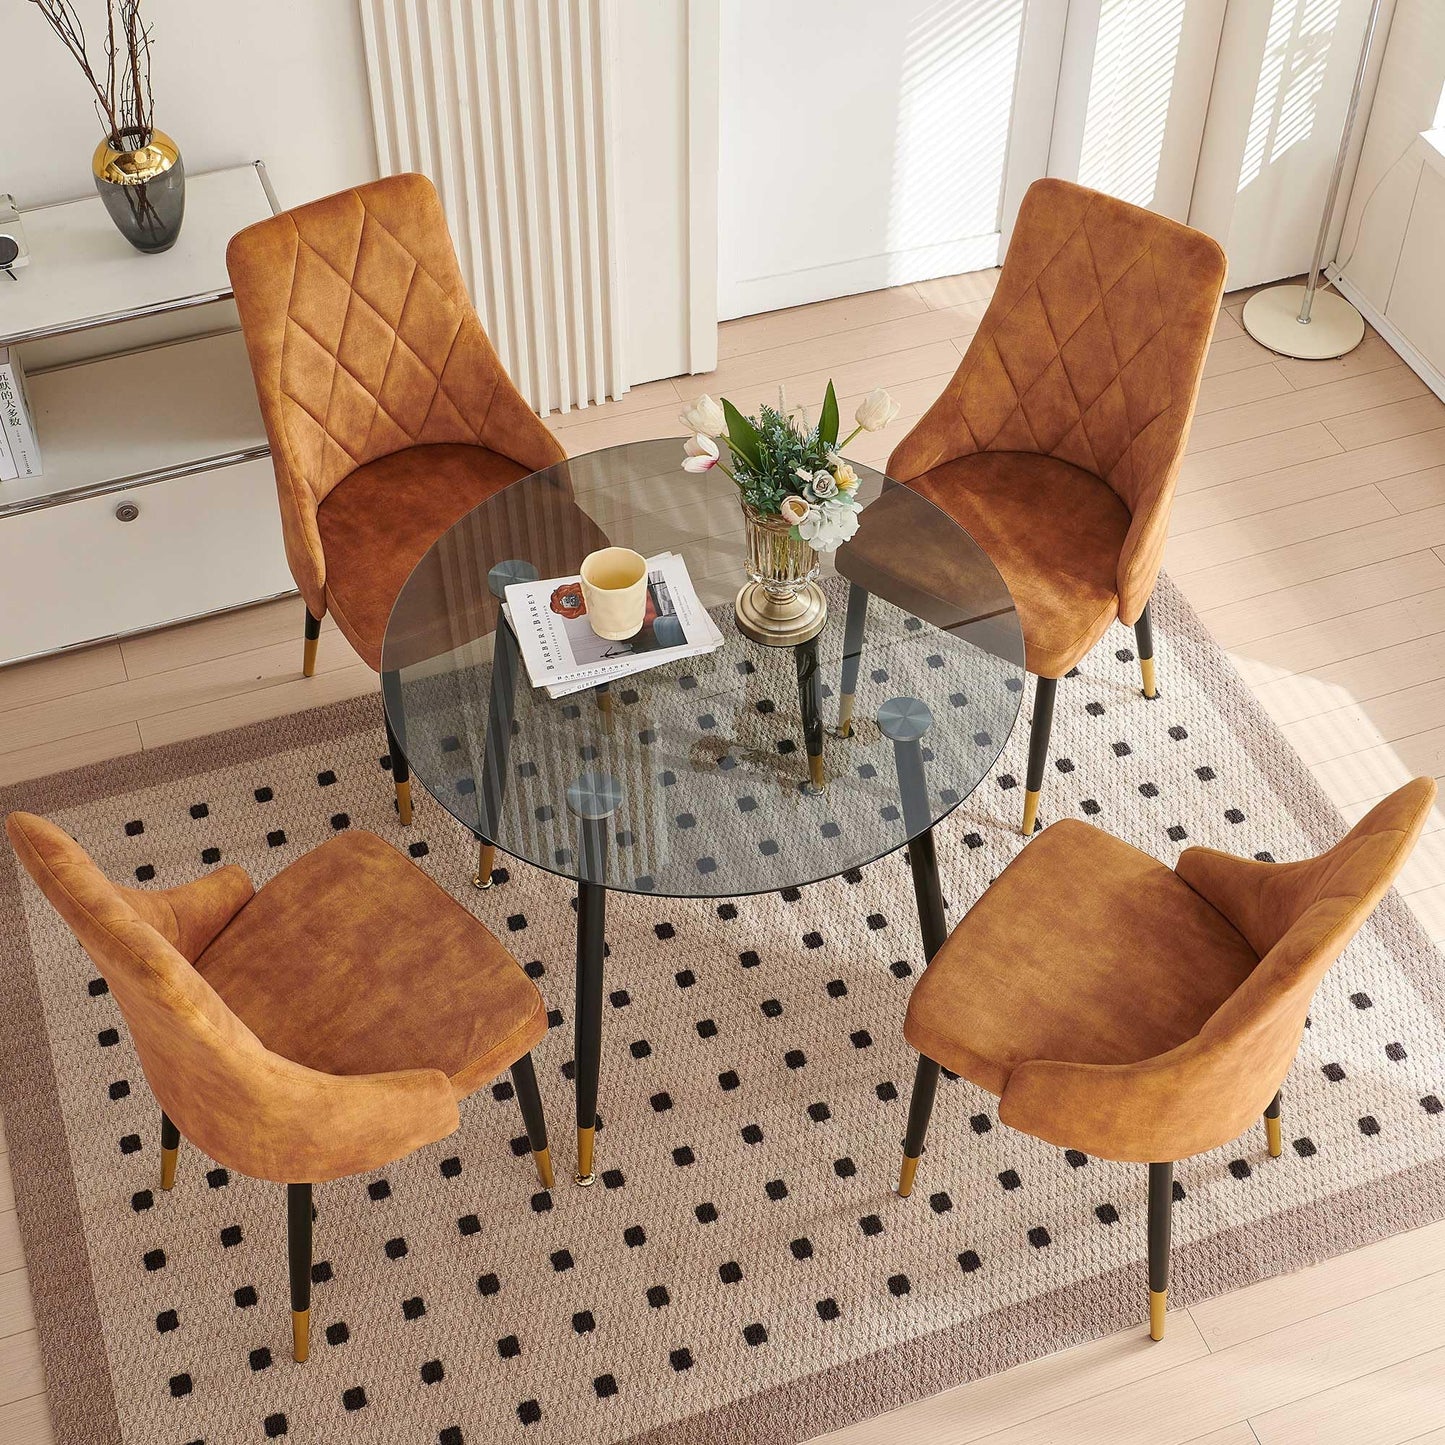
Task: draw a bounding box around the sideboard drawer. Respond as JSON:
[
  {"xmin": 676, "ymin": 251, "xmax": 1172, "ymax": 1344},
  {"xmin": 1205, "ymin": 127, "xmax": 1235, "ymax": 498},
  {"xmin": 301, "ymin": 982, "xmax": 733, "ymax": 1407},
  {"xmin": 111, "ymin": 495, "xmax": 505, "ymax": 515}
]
[{"xmin": 0, "ymin": 459, "xmax": 293, "ymax": 665}]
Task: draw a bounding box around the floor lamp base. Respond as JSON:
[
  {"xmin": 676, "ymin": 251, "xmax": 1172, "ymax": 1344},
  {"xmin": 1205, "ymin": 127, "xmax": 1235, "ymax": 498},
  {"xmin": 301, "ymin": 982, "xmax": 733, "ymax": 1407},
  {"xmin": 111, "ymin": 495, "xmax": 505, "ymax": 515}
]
[{"xmin": 1242, "ymin": 284, "xmax": 1365, "ymax": 360}]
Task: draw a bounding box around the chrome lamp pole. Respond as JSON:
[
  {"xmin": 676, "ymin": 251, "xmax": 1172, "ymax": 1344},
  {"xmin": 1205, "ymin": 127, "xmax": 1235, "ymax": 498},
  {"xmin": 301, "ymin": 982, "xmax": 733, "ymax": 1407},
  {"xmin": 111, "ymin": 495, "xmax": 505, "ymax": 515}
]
[{"xmin": 1242, "ymin": 0, "xmax": 1388, "ymax": 360}]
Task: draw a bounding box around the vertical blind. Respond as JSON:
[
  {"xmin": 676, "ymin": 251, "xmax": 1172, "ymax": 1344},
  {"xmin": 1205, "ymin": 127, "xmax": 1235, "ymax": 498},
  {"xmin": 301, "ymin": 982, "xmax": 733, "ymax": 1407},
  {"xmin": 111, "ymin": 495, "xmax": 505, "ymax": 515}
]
[{"xmin": 358, "ymin": 0, "xmax": 627, "ymax": 414}]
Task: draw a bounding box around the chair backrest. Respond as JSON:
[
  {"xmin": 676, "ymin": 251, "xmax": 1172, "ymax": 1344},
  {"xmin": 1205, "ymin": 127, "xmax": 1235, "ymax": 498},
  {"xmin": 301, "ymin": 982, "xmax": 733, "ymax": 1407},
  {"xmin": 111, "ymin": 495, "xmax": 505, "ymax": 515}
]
[
  {"xmin": 226, "ymin": 172, "xmax": 563, "ymax": 617},
  {"xmin": 1180, "ymin": 777, "xmax": 1436, "ymax": 1079},
  {"xmin": 887, "ymin": 178, "xmax": 1226, "ymax": 620},
  {"xmin": 5, "ymin": 812, "xmax": 460, "ymax": 1183},
  {"xmin": 1000, "ymin": 779, "xmax": 1435, "ymax": 1162}
]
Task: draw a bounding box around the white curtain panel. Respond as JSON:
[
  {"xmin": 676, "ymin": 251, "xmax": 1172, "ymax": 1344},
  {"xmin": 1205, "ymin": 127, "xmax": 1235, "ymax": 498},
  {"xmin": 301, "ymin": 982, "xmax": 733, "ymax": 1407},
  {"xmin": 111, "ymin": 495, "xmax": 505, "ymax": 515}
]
[{"xmin": 358, "ymin": 0, "xmax": 628, "ymax": 415}]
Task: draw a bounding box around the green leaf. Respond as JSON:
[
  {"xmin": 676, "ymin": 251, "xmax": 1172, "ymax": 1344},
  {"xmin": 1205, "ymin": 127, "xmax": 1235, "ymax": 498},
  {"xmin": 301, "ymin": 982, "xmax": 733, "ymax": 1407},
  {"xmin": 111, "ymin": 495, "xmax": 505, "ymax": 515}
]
[
  {"xmin": 722, "ymin": 399, "xmax": 763, "ymax": 471},
  {"xmin": 818, "ymin": 380, "xmax": 839, "ymax": 449}
]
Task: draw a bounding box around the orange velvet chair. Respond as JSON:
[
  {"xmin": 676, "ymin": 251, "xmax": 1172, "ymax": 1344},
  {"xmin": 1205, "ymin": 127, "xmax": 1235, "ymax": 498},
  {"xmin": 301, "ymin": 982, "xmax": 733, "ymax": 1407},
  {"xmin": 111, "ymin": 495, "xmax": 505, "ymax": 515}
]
[
  {"xmin": 837, "ymin": 179, "xmax": 1227, "ymax": 834},
  {"xmin": 893, "ymin": 778, "xmax": 1433, "ymax": 1341},
  {"xmin": 226, "ymin": 173, "xmax": 604, "ymax": 835},
  {"xmin": 6, "ymin": 812, "xmax": 554, "ymax": 1364}
]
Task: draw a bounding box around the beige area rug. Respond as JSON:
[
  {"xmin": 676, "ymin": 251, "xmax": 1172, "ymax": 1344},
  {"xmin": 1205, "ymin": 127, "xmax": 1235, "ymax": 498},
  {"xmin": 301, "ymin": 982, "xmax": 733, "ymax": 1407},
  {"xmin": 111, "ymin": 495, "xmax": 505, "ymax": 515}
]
[{"xmin": 3, "ymin": 574, "xmax": 1445, "ymax": 1445}]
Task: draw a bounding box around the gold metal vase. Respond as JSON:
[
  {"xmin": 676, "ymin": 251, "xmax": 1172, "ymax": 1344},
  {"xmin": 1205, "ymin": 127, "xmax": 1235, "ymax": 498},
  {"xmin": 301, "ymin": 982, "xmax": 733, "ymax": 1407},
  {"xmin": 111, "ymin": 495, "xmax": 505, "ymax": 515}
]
[
  {"xmin": 92, "ymin": 126, "xmax": 186, "ymax": 253},
  {"xmin": 734, "ymin": 502, "xmax": 828, "ymax": 647}
]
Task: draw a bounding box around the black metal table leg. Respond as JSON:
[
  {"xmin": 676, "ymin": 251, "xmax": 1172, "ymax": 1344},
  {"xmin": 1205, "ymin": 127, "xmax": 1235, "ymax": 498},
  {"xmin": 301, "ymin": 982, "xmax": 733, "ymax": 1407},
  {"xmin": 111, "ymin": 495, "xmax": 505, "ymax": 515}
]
[
  {"xmin": 566, "ymin": 772, "xmax": 622, "ymax": 1186},
  {"xmin": 879, "ymin": 696, "xmax": 947, "ymax": 961},
  {"xmin": 380, "ymin": 668, "xmax": 412, "ymax": 825},
  {"xmin": 473, "ymin": 560, "xmax": 535, "ymax": 889},
  {"xmin": 795, "ymin": 633, "xmax": 826, "ymax": 795},
  {"xmin": 833, "ymin": 583, "xmax": 870, "ymax": 738}
]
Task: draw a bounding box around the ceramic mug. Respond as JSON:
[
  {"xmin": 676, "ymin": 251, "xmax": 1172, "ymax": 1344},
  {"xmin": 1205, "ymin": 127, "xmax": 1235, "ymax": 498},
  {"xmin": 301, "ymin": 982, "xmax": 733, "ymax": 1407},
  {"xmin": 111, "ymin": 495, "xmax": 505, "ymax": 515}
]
[{"xmin": 579, "ymin": 547, "xmax": 649, "ymax": 640}]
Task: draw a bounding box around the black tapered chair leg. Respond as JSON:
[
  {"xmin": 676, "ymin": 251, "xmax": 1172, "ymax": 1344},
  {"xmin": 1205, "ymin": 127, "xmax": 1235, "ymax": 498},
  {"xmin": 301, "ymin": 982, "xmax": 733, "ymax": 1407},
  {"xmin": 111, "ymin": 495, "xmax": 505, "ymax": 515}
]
[
  {"xmin": 896, "ymin": 1054, "xmax": 942, "ymax": 1197},
  {"xmin": 380, "ymin": 670, "xmax": 412, "ymax": 826},
  {"xmin": 1021, "ymin": 676, "xmax": 1058, "ymax": 836},
  {"xmin": 302, "ymin": 609, "xmax": 322, "ymax": 678},
  {"xmin": 1264, "ymin": 1091, "xmax": 1283, "ymax": 1158},
  {"xmin": 160, "ymin": 1111, "xmax": 180, "ymax": 1191},
  {"xmin": 510, "ymin": 1051, "xmax": 553, "ymax": 1189},
  {"xmin": 287, "ymin": 1182, "xmax": 312, "ymax": 1362},
  {"xmin": 1148, "ymin": 1161, "xmax": 1173, "ymax": 1341},
  {"xmin": 1135, "ymin": 602, "xmax": 1157, "ymax": 698}
]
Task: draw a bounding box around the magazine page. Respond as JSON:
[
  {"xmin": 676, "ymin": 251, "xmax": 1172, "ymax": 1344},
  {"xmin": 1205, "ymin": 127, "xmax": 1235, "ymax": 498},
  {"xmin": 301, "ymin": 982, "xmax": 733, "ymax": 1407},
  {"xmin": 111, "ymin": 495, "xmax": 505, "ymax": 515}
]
[{"xmin": 505, "ymin": 552, "xmax": 722, "ymax": 693}]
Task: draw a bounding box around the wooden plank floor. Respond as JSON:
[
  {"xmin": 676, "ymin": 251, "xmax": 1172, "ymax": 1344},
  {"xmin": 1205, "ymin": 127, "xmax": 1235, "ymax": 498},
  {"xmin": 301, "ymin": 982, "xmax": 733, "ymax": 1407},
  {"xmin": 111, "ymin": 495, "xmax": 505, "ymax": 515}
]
[{"xmin": 4, "ymin": 276, "xmax": 1445, "ymax": 1443}]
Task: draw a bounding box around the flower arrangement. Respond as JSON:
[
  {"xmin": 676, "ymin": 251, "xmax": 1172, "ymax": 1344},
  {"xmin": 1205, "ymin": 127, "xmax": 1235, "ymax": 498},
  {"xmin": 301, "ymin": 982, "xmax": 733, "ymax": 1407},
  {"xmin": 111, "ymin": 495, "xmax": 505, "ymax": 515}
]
[{"xmin": 678, "ymin": 383, "xmax": 899, "ymax": 553}]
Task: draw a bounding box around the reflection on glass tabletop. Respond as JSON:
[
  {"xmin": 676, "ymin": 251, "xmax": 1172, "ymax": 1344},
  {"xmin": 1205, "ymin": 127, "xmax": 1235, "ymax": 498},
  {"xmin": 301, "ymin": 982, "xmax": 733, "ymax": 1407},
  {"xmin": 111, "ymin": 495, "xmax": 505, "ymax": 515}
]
[{"xmin": 382, "ymin": 439, "xmax": 1026, "ymax": 897}]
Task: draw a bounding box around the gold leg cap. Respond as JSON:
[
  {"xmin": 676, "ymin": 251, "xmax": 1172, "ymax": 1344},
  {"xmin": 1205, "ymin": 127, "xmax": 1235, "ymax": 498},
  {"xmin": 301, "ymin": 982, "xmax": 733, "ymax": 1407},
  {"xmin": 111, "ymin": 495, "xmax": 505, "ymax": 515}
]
[
  {"xmin": 1267, "ymin": 1114, "xmax": 1283, "ymax": 1158},
  {"xmin": 302, "ymin": 635, "xmax": 319, "ymax": 678},
  {"xmin": 897, "ymin": 1153, "xmax": 920, "ymax": 1198},
  {"xmin": 473, "ymin": 842, "xmax": 496, "ymax": 890},
  {"xmin": 292, "ymin": 1308, "xmax": 310, "ymax": 1363},
  {"xmin": 575, "ymin": 1125, "xmax": 595, "ymax": 1187},
  {"xmin": 1021, "ymin": 788, "xmax": 1041, "ymax": 837},
  {"xmin": 1141, "ymin": 656, "xmax": 1157, "ymax": 699},
  {"xmin": 1149, "ymin": 1289, "xmax": 1167, "ymax": 1341},
  {"xmin": 160, "ymin": 1144, "xmax": 178, "ymax": 1192},
  {"xmin": 395, "ymin": 778, "xmax": 413, "ymax": 826},
  {"xmin": 534, "ymin": 1146, "xmax": 555, "ymax": 1190},
  {"xmin": 833, "ymin": 694, "xmax": 855, "ymax": 740},
  {"xmin": 596, "ymin": 689, "xmax": 614, "ymax": 715},
  {"xmin": 807, "ymin": 751, "xmax": 826, "ymax": 792}
]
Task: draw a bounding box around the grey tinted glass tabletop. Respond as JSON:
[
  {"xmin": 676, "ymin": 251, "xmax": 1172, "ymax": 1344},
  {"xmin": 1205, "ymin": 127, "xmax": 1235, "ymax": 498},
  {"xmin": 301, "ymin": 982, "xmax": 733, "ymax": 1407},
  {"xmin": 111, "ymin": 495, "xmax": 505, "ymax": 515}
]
[{"xmin": 381, "ymin": 439, "xmax": 1026, "ymax": 896}]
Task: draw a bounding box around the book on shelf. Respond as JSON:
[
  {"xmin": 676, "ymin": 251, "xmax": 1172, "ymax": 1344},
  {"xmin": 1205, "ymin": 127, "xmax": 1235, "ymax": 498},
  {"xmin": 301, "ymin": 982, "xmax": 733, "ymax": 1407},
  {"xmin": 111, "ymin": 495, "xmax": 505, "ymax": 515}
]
[
  {"xmin": 0, "ymin": 348, "xmax": 41, "ymax": 480},
  {"xmin": 504, "ymin": 551, "xmax": 724, "ymax": 699}
]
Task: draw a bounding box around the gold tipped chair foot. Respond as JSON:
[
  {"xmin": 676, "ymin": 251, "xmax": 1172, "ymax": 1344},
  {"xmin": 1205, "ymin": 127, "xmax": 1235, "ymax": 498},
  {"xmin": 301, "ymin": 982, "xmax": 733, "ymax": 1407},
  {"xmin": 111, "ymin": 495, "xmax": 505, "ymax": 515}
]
[
  {"xmin": 302, "ymin": 638, "xmax": 318, "ymax": 678},
  {"xmin": 1140, "ymin": 657, "xmax": 1157, "ymax": 699},
  {"xmin": 160, "ymin": 1145, "xmax": 178, "ymax": 1191},
  {"xmin": 395, "ymin": 779, "xmax": 413, "ymax": 827},
  {"xmin": 473, "ymin": 841, "xmax": 495, "ymax": 890},
  {"xmin": 533, "ymin": 1146, "xmax": 555, "ymax": 1190},
  {"xmin": 1266, "ymin": 1114, "xmax": 1282, "ymax": 1157},
  {"xmin": 1020, "ymin": 789, "xmax": 1041, "ymax": 837},
  {"xmin": 292, "ymin": 1308, "xmax": 310, "ymax": 1363},
  {"xmin": 833, "ymin": 694, "xmax": 855, "ymax": 740},
  {"xmin": 897, "ymin": 1153, "xmax": 920, "ymax": 1198},
  {"xmin": 575, "ymin": 1125, "xmax": 596, "ymax": 1187},
  {"xmin": 1149, "ymin": 1289, "xmax": 1167, "ymax": 1342}
]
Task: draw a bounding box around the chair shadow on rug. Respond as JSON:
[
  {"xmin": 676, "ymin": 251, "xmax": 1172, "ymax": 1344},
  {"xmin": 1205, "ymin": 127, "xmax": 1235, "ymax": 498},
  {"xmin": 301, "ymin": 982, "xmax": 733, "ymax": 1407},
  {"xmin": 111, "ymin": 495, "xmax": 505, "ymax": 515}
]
[
  {"xmin": 893, "ymin": 777, "xmax": 1435, "ymax": 1340},
  {"xmin": 5, "ymin": 813, "xmax": 556, "ymax": 1364}
]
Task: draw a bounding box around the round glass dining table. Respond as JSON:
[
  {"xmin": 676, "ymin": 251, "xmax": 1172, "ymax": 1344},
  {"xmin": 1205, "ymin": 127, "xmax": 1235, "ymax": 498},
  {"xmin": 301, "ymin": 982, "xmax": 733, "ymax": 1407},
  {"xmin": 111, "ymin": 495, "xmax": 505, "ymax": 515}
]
[{"xmin": 381, "ymin": 438, "xmax": 1025, "ymax": 1184}]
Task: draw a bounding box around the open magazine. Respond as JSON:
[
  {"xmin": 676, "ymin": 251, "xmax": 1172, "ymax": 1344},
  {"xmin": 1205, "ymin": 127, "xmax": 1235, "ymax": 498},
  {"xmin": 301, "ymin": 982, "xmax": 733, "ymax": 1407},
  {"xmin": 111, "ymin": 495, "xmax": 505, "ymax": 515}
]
[{"xmin": 504, "ymin": 552, "xmax": 724, "ymax": 698}]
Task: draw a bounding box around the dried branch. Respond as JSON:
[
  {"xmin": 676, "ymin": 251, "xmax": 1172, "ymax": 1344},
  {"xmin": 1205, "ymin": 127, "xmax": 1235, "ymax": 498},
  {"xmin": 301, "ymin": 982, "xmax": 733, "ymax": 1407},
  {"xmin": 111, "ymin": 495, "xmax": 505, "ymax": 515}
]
[{"xmin": 28, "ymin": 0, "xmax": 156, "ymax": 146}]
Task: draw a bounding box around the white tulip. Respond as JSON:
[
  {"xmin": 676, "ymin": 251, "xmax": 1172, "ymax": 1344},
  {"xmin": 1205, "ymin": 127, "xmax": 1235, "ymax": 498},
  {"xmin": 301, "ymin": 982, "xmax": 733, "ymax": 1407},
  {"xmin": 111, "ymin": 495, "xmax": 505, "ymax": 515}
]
[
  {"xmin": 679, "ymin": 394, "xmax": 726, "ymax": 437},
  {"xmin": 681, "ymin": 433, "xmax": 720, "ymax": 472},
  {"xmin": 855, "ymin": 387, "xmax": 900, "ymax": 432}
]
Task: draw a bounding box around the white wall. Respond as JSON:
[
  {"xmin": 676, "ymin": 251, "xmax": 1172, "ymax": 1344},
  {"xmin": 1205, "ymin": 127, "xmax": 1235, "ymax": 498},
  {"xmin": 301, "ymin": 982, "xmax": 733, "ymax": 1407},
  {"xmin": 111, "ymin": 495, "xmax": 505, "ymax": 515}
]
[
  {"xmin": 1190, "ymin": 0, "xmax": 1384, "ymax": 288},
  {"xmin": 1334, "ymin": 0, "xmax": 1445, "ymax": 309},
  {"xmin": 3, "ymin": 0, "xmax": 376, "ymax": 211},
  {"xmin": 715, "ymin": 0, "xmax": 1027, "ymax": 320}
]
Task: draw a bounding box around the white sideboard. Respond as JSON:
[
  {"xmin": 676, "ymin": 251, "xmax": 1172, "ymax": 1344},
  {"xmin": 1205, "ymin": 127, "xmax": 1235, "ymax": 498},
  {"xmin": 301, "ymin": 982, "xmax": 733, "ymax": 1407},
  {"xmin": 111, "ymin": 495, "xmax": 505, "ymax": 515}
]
[{"xmin": 0, "ymin": 163, "xmax": 293, "ymax": 666}]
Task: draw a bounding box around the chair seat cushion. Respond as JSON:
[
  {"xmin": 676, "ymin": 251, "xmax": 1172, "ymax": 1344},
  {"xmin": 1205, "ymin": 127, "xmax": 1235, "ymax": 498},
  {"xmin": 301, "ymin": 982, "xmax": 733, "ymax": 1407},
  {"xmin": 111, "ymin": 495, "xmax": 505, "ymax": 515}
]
[
  {"xmin": 317, "ymin": 442, "xmax": 608, "ymax": 671},
  {"xmin": 904, "ymin": 819, "xmax": 1258, "ymax": 1098},
  {"xmin": 844, "ymin": 453, "xmax": 1129, "ymax": 679},
  {"xmin": 196, "ymin": 831, "xmax": 545, "ymax": 1099}
]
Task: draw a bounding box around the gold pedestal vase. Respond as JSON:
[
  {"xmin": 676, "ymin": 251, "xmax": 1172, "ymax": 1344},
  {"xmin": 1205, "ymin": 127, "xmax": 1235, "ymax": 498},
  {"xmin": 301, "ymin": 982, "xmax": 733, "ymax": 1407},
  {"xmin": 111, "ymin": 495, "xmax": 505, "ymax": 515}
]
[{"xmin": 734, "ymin": 502, "xmax": 828, "ymax": 647}]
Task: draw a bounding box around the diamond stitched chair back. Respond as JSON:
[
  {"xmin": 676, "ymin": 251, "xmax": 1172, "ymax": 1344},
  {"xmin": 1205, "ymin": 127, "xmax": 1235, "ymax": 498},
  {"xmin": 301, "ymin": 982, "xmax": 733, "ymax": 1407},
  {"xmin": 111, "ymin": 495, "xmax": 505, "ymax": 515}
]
[
  {"xmin": 227, "ymin": 173, "xmax": 602, "ymax": 835},
  {"xmin": 894, "ymin": 777, "xmax": 1435, "ymax": 1342},
  {"xmin": 836, "ymin": 179, "xmax": 1226, "ymax": 835},
  {"xmin": 6, "ymin": 810, "xmax": 554, "ymax": 1365}
]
